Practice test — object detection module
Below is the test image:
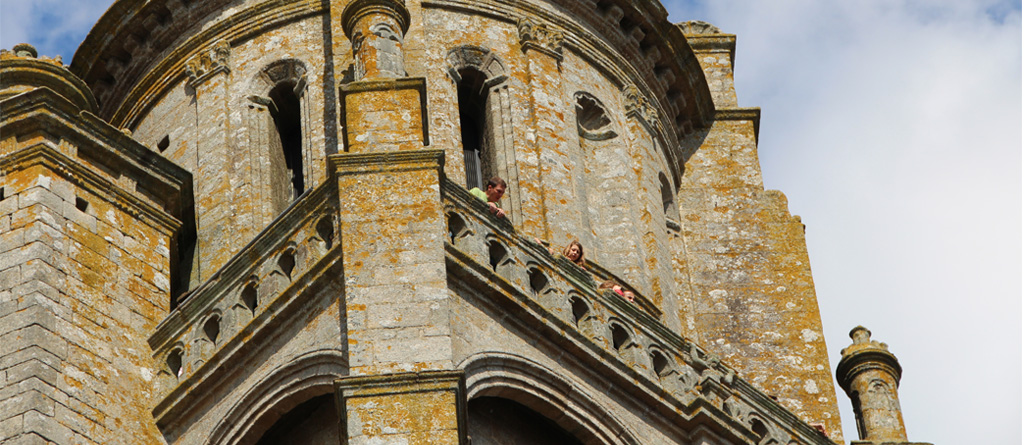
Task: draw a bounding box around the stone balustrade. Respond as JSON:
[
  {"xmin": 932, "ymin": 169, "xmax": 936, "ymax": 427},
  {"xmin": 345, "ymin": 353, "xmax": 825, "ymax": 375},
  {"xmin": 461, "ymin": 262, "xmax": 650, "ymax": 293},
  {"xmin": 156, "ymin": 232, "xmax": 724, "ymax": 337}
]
[
  {"xmin": 441, "ymin": 178, "xmax": 834, "ymax": 445},
  {"xmin": 148, "ymin": 181, "xmax": 339, "ymax": 407}
]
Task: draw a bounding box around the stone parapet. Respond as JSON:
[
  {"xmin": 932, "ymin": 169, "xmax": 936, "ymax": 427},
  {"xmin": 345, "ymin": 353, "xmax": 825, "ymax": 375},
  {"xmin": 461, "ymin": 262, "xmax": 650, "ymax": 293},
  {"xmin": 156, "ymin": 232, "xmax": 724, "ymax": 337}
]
[
  {"xmin": 442, "ymin": 177, "xmax": 836, "ymax": 445},
  {"xmin": 149, "ymin": 180, "xmax": 341, "ymax": 427}
]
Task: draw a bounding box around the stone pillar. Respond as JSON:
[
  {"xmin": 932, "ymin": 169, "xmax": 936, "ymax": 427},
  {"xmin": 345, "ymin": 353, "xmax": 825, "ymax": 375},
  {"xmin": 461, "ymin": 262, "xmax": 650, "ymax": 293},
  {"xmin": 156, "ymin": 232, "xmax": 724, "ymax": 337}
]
[
  {"xmin": 516, "ymin": 18, "xmax": 584, "ymax": 241},
  {"xmin": 186, "ymin": 40, "xmax": 237, "ymax": 279},
  {"xmin": 837, "ymin": 326, "xmax": 931, "ymax": 445},
  {"xmin": 330, "ymin": 149, "xmax": 451, "ymax": 376},
  {"xmin": 342, "ymin": 0, "xmax": 411, "ymax": 81},
  {"xmin": 335, "ymin": 371, "xmax": 466, "ymax": 444},
  {"xmin": 339, "ymin": 0, "xmax": 428, "ymax": 153},
  {"xmin": 679, "ymin": 21, "xmax": 737, "ymax": 108}
]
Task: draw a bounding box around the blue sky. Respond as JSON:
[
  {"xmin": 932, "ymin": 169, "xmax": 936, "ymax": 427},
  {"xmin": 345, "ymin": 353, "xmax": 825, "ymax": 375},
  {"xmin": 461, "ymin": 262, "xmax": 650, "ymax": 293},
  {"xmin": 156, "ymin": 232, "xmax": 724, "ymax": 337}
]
[{"xmin": 2, "ymin": 1, "xmax": 1021, "ymax": 443}]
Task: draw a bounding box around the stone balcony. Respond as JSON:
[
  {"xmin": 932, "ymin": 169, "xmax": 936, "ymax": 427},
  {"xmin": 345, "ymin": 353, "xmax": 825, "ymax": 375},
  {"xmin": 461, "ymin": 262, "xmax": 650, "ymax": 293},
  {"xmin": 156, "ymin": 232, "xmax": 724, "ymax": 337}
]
[
  {"xmin": 148, "ymin": 180, "xmax": 341, "ymax": 425},
  {"xmin": 441, "ymin": 178, "xmax": 835, "ymax": 445},
  {"xmin": 145, "ymin": 167, "xmax": 835, "ymax": 444}
]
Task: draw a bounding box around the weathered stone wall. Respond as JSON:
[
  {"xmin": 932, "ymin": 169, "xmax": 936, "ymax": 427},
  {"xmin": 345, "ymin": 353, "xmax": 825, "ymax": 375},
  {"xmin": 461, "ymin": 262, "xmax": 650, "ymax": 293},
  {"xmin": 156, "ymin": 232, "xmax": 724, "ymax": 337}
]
[
  {"xmin": 5, "ymin": 0, "xmax": 850, "ymax": 443},
  {"xmin": 0, "ymin": 85, "xmax": 187, "ymax": 443},
  {"xmin": 675, "ymin": 26, "xmax": 844, "ymax": 440},
  {"xmin": 128, "ymin": 15, "xmax": 333, "ymax": 285}
]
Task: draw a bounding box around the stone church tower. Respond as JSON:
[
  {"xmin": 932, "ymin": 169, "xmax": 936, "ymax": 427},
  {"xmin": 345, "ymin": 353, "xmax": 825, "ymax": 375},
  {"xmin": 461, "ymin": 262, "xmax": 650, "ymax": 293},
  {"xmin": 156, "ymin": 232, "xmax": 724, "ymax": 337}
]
[{"xmin": 0, "ymin": 0, "xmax": 929, "ymax": 444}]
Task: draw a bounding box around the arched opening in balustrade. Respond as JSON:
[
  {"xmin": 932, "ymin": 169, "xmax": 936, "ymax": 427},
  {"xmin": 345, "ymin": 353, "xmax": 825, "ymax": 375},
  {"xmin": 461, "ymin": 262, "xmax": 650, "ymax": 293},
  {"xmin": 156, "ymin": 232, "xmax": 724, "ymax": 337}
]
[
  {"xmin": 610, "ymin": 323, "xmax": 631, "ymax": 351},
  {"xmin": 487, "ymin": 240, "xmax": 508, "ymax": 271},
  {"xmin": 569, "ymin": 296, "xmax": 589, "ymax": 328},
  {"xmin": 316, "ymin": 216, "xmax": 334, "ymax": 250},
  {"xmin": 278, "ymin": 249, "xmax": 296, "ymax": 280},
  {"xmin": 203, "ymin": 314, "xmax": 221, "ymax": 344},
  {"xmin": 750, "ymin": 418, "xmax": 770, "ymax": 441},
  {"xmin": 241, "ymin": 282, "xmax": 259, "ymax": 316},
  {"xmin": 650, "ymin": 349, "xmax": 670, "ymax": 377},
  {"xmin": 528, "ymin": 267, "xmax": 549, "ymax": 295},
  {"xmin": 447, "ymin": 212, "xmax": 468, "ymax": 243},
  {"xmin": 659, "ymin": 172, "xmax": 677, "ymax": 220},
  {"xmin": 167, "ymin": 348, "xmax": 183, "ymax": 379}
]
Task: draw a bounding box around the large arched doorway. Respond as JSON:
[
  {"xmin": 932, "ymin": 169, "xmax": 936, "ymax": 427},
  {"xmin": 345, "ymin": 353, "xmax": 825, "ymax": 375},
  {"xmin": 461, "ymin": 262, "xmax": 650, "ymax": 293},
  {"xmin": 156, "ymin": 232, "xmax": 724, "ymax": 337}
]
[
  {"xmin": 254, "ymin": 394, "xmax": 339, "ymax": 444},
  {"xmin": 468, "ymin": 396, "xmax": 583, "ymax": 445}
]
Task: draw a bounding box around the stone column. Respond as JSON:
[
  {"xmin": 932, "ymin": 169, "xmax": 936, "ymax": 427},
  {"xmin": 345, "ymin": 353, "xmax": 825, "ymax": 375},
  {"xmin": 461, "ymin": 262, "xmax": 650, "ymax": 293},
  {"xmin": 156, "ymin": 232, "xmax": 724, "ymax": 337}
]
[
  {"xmin": 837, "ymin": 326, "xmax": 930, "ymax": 445},
  {"xmin": 186, "ymin": 40, "xmax": 237, "ymax": 279},
  {"xmin": 338, "ymin": 0, "xmax": 428, "ymax": 153},
  {"xmin": 517, "ymin": 18, "xmax": 584, "ymax": 241},
  {"xmin": 330, "ymin": 149, "xmax": 463, "ymax": 443},
  {"xmin": 342, "ymin": 0, "xmax": 410, "ymax": 81}
]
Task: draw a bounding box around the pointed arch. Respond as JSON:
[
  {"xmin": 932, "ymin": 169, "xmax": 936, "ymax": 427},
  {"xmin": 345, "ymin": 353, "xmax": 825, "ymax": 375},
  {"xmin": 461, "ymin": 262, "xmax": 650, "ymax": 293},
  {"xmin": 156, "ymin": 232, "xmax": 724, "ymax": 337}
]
[
  {"xmin": 445, "ymin": 46, "xmax": 522, "ymax": 224},
  {"xmin": 207, "ymin": 350, "xmax": 347, "ymax": 445},
  {"xmin": 245, "ymin": 59, "xmax": 312, "ymax": 223},
  {"xmin": 460, "ymin": 352, "xmax": 641, "ymax": 445}
]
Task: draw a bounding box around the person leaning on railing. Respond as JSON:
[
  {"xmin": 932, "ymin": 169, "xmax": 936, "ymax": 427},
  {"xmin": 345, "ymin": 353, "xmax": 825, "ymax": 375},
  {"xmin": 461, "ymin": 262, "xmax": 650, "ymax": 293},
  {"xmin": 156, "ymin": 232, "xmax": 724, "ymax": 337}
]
[{"xmin": 469, "ymin": 177, "xmax": 507, "ymax": 218}]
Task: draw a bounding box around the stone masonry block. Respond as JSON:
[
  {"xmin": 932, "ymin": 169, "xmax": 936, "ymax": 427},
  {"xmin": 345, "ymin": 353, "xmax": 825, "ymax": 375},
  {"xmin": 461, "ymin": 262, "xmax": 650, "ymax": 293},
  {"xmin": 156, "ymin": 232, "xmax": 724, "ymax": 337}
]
[
  {"xmin": 22, "ymin": 409, "xmax": 74, "ymax": 444},
  {"xmin": 0, "ymin": 389, "xmax": 56, "ymax": 418},
  {"xmin": 0, "ymin": 325, "xmax": 69, "ymax": 361},
  {"xmin": 10, "ymin": 204, "xmax": 63, "ymax": 232},
  {"xmin": 0, "ymin": 242, "xmax": 57, "ymax": 273},
  {"xmin": 0, "ymin": 414, "xmax": 23, "ymax": 441},
  {"xmin": 18, "ymin": 188, "xmax": 63, "ymax": 215}
]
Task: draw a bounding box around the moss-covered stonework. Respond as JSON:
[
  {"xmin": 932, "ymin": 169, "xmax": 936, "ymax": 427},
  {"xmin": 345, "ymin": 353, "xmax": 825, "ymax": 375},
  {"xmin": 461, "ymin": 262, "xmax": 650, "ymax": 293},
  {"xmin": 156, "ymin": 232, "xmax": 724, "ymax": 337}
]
[{"xmin": 0, "ymin": 0, "xmax": 880, "ymax": 443}]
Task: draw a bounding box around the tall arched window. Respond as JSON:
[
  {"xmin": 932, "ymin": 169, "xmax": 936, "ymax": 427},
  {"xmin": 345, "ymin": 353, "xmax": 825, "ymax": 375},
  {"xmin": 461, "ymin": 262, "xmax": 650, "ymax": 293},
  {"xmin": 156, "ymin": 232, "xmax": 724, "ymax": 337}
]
[
  {"xmin": 269, "ymin": 81, "xmax": 304, "ymax": 202},
  {"xmin": 247, "ymin": 59, "xmax": 309, "ymax": 220},
  {"xmin": 457, "ymin": 67, "xmax": 489, "ymax": 189}
]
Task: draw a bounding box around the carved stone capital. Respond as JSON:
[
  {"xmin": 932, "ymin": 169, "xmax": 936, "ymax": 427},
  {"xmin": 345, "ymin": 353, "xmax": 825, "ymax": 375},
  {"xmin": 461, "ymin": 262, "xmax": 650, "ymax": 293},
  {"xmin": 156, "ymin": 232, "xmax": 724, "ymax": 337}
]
[
  {"xmin": 185, "ymin": 40, "xmax": 230, "ymax": 87},
  {"xmin": 517, "ymin": 18, "xmax": 564, "ymax": 61},
  {"xmin": 622, "ymin": 84, "xmax": 660, "ymax": 132}
]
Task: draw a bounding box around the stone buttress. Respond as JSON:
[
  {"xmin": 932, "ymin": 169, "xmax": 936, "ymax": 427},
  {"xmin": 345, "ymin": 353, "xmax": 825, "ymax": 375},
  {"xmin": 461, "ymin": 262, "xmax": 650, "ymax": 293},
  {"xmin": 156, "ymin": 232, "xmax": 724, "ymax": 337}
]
[{"xmin": 0, "ymin": 46, "xmax": 192, "ymax": 444}]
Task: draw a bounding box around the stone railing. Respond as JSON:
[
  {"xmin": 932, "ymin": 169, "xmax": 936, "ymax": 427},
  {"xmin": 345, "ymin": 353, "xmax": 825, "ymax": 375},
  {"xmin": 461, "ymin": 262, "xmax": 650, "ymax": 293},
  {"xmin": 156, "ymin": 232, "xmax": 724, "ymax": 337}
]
[
  {"xmin": 441, "ymin": 178, "xmax": 834, "ymax": 445},
  {"xmin": 148, "ymin": 180, "xmax": 340, "ymax": 415}
]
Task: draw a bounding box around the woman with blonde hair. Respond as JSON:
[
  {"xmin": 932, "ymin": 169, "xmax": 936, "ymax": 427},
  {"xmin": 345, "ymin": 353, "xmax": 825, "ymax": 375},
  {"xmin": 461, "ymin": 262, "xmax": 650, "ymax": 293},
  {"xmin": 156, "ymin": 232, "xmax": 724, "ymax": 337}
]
[
  {"xmin": 533, "ymin": 237, "xmax": 586, "ymax": 268},
  {"xmin": 560, "ymin": 239, "xmax": 585, "ymax": 267}
]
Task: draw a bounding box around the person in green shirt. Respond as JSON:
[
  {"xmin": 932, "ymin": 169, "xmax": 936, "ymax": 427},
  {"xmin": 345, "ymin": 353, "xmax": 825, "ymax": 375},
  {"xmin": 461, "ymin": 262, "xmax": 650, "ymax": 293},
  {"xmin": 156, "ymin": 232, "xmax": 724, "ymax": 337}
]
[{"xmin": 469, "ymin": 177, "xmax": 507, "ymax": 218}]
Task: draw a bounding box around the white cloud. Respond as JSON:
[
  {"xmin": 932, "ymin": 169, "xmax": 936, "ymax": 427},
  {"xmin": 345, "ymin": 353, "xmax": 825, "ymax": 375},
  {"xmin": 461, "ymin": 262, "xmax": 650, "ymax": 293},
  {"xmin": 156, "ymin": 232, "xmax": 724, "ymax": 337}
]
[
  {"xmin": 666, "ymin": 0, "xmax": 1021, "ymax": 443},
  {"xmin": 0, "ymin": 0, "xmax": 115, "ymax": 59}
]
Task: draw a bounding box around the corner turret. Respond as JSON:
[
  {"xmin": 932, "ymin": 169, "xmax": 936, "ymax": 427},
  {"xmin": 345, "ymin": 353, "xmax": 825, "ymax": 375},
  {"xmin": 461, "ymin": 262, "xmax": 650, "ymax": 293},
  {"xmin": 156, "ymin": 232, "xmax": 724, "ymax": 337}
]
[{"xmin": 837, "ymin": 326, "xmax": 932, "ymax": 445}]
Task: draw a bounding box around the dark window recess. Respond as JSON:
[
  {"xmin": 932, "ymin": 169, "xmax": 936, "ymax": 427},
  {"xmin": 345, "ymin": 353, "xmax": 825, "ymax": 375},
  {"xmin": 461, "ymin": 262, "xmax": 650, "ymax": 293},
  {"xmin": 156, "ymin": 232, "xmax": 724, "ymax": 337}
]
[
  {"xmin": 575, "ymin": 94, "xmax": 611, "ymax": 131},
  {"xmin": 157, "ymin": 135, "xmax": 170, "ymax": 152},
  {"xmin": 167, "ymin": 350, "xmax": 183, "ymax": 377},
  {"xmin": 0, "ymin": 187, "xmax": 5, "ymax": 201},
  {"xmin": 203, "ymin": 316, "xmax": 220, "ymax": 344},
  {"xmin": 457, "ymin": 68, "xmax": 489, "ymax": 189},
  {"xmin": 269, "ymin": 82, "xmax": 304, "ymax": 201},
  {"xmin": 75, "ymin": 197, "xmax": 89, "ymax": 212}
]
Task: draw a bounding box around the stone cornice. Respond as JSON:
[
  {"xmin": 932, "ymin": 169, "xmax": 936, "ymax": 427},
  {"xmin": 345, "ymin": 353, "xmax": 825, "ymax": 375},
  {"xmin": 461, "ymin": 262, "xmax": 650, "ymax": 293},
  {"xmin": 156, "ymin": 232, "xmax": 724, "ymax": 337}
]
[
  {"xmin": 716, "ymin": 106, "xmax": 761, "ymax": 143},
  {"xmin": 0, "ymin": 53, "xmax": 97, "ymax": 112},
  {"xmin": 683, "ymin": 33, "xmax": 737, "ymax": 63},
  {"xmin": 71, "ymin": 0, "xmax": 323, "ymax": 127},
  {"xmin": 0, "ymin": 88, "xmax": 191, "ymax": 233},
  {"xmin": 327, "ymin": 148, "xmax": 445, "ymax": 175}
]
